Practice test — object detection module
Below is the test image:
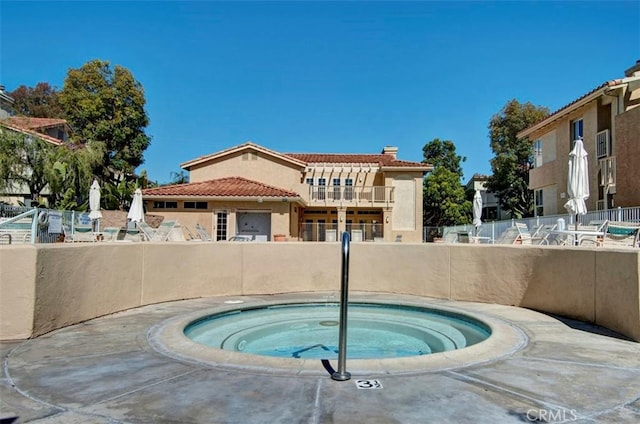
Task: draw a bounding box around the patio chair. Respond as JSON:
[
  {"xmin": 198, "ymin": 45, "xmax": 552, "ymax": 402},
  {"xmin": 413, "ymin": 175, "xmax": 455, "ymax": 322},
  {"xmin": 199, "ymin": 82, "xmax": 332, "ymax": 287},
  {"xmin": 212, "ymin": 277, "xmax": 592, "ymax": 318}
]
[{"xmin": 601, "ymin": 221, "xmax": 640, "ymax": 248}]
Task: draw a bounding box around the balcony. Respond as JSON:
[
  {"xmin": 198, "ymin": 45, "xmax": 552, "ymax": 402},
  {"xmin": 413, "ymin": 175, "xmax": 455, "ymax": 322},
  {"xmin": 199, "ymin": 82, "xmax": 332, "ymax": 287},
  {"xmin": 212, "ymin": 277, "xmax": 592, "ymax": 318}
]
[{"xmin": 307, "ymin": 185, "xmax": 394, "ymax": 206}]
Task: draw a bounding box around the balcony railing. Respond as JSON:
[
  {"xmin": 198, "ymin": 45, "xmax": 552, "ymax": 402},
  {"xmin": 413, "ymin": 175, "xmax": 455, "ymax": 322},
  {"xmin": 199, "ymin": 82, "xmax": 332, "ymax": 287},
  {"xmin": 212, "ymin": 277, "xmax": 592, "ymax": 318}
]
[
  {"xmin": 308, "ymin": 185, "xmax": 394, "ymax": 206},
  {"xmin": 599, "ymin": 156, "xmax": 616, "ymax": 190}
]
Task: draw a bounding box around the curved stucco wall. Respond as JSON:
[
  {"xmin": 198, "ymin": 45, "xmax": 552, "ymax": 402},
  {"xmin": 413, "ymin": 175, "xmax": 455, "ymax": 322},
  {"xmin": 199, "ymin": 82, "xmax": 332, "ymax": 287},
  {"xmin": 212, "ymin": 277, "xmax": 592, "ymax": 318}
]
[{"xmin": 1, "ymin": 243, "xmax": 638, "ymax": 341}]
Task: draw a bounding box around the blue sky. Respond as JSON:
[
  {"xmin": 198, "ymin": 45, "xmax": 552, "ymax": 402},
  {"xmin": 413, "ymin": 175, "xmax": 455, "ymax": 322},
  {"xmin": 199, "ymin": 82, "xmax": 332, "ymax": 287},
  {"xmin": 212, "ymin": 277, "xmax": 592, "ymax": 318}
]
[{"xmin": 1, "ymin": 1, "xmax": 638, "ymax": 184}]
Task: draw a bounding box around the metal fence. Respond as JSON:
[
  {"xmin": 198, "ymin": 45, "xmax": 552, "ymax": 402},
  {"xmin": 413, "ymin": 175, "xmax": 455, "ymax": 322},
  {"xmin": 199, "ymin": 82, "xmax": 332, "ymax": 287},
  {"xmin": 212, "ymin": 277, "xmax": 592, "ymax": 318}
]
[
  {"xmin": 0, "ymin": 204, "xmax": 96, "ymax": 244},
  {"xmin": 299, "ymin": 222, "xmax": 383, "ymax": 242},
  {"xmin": 439, "ymin": 206, "xmax": 640, "ymax": 243}
]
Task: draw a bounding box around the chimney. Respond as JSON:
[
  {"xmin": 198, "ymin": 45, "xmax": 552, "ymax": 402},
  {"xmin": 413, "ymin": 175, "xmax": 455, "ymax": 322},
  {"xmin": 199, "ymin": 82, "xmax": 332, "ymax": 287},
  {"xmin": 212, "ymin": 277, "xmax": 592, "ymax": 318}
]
[
  {"xmin": 381, "ymin": 146, "xmax": 398, "ymax": 159},
  {"xmin": 625, "ymin": 60, "xmax": 640, "ymax": 78}
]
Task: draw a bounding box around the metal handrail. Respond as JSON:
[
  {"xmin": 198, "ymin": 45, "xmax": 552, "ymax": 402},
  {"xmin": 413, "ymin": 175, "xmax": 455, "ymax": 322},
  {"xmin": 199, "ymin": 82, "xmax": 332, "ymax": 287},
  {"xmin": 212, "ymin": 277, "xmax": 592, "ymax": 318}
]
[{"xmin": 332, "ymin": 231, "xmax": 351, "ymax": 381}]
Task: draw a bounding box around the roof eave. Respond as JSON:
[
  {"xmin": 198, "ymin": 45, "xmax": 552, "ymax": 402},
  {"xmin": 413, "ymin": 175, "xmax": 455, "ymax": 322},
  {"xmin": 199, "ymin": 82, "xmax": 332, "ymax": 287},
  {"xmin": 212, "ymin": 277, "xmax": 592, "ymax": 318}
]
[
  {"xmin": 142, "ymin": 194, "xmax": 304, "ymax": 203},
  {"xmin": 381, "ymin": 165, "xmax": 433, "ymax": 172},
  {"xmin": 517, "ymin": 85, "xmax": 610, "ymax": 139},
  {"xmin": 181, "ymin": 143, "xmax": 308, "ymax": 169}
]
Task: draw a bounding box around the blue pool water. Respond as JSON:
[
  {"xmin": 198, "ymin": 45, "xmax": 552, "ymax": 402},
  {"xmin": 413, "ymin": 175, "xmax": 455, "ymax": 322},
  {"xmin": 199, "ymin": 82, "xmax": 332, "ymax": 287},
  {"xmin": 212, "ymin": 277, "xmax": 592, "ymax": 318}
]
[{"xmin": 184, "ymin": 303, "xmax": 491, "ymax": 360}]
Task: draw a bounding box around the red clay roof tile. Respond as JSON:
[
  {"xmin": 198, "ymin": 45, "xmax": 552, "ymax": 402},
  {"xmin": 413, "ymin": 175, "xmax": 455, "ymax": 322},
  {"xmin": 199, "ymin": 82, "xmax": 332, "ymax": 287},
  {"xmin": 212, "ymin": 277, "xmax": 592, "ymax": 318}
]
[
  {"xmin": 285, "ymin": 153, "xmax": 424, "ymax": 167},
  {"xmin": 142, "ymin": 177, "xmax": 299, "ymax": 198},
  {"xmin": 3, "ymin": 116, "xmax": 68, "ymax": 130}
]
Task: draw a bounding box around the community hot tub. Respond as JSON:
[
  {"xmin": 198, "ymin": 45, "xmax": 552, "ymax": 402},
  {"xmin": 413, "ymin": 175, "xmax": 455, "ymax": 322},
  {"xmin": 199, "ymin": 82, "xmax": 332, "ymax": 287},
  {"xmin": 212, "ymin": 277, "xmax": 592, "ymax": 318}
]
[
  {"xmin": 149, "ymin": 296, "xmax": 528, "ymax": 376},
  {"xmin": 183, "ymin": 303, "xmax": 491, "ymax": 359}
]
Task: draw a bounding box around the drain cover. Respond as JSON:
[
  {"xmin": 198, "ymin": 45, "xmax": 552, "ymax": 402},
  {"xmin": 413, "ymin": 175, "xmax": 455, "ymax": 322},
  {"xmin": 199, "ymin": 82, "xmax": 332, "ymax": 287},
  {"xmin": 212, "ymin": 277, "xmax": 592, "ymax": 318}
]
[{"xmin": 319, "ymin": 320, "xmax": 339, "ymax": 326}]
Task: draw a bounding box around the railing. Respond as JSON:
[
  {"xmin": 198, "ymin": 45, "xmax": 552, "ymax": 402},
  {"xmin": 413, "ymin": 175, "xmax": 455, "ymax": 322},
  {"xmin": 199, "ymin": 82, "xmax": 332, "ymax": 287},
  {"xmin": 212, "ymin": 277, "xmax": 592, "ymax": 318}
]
[
  {"xmin": 439, "ymin": 206, "xmax": 640, "ymax": 243},
  {"xmin": 308, "ymin": 185, "xmax": 394, "ymax": 206},
  {"xmin": 299, "ymin": 222, "xmax": 383, "ymax": 242},
  {"xmin": 599, "ymin": 156, "xmax": 616, "ymax": 188},
  {"xmin": 0, "ymin": 204, "xmax": 95, "ymax": 244}
]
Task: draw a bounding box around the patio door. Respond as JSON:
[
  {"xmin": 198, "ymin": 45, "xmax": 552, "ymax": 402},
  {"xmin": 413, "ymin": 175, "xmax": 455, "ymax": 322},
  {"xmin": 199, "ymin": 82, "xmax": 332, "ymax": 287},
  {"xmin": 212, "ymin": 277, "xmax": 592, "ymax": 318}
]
[{"xmin": 214, "ymin": 210, "xmax": 228, "ymax": 241}]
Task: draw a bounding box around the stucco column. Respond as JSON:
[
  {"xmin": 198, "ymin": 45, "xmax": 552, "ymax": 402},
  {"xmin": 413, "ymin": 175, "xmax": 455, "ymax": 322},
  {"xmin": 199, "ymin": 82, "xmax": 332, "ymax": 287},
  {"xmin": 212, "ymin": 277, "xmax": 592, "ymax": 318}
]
[
  {"xmin": 337, "ymin": 207, "xmax": 347, "ymax": 238},
  {"xmin": 383, "ymin": 208, "xmax": 392, "ymax": 241}
]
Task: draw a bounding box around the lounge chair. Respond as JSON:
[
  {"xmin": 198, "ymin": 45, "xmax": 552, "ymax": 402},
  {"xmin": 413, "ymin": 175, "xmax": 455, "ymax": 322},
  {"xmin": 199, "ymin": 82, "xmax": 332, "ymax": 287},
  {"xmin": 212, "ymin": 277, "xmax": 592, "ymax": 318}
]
[
  {"xmin": 531, "ymin": 224, "xmax": 557, "ymax": 245},
  {"xmin": 168, "ymin": 223, "xmax": 186, "ymax": 241},
  {"xmin": 495, "ymin": 226, "xmax": 520, "ymax": 244},
  {"xmin": 514, "ymin": 223, "xmax": 532, "ymax": 244},
  {"xmin": 135, "ymin": 221, "xmax": 156, "ymax": 241},
  {"xmin": 62, "ymin": 224, "xmax": 97, "ymax": 242},
  {"xmin": 442, "ymin": 232, "xmax": 459, "ymax": 243},
  {"xmin": 150, "ymin": 220, "xmax": 177, "ymax": 242},
  {"xmin": 101, "ymin": 227, "xmax": 120, "ymax": 242},
  {"xmin": 602, "ymin": 221, "xmax": 640, "ymax": 248},
  {"xmin": 194, "ymin": 224, "xmax": 213, "ymax": 241}
]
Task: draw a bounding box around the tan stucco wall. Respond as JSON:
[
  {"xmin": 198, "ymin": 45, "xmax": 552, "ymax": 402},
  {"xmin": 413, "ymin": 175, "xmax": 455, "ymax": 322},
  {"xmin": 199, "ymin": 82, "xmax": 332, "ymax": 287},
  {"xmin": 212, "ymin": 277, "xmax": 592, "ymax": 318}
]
[
  {"xmin": 527, "ymin": 102, "xmax": 603, "ymax": 215},
  {"xmin": 1, "ymin": 243, "xmax": 638, "ymax": 342},
  {"xmin": 189, "ymin": 151, "xmax": 305, "ymax": 196},
  {"xmin": 614, "ymin": 107, "xmax": 640, "ymax": 207},
  {"xmin": 147, "ymin": 201, "xmax": 292, "ymax": 240},
  {"xmin": 0, "ymin": 246, "xmax": 36, "ymax": 339}
]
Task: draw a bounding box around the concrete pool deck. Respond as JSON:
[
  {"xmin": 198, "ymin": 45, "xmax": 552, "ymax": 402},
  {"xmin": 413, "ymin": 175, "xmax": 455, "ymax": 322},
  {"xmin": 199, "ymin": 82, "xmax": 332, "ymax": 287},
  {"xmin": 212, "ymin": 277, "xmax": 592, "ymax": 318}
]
[{"xmin": 1, "ymin": 292, "xmax": 640, "ymax": 423}]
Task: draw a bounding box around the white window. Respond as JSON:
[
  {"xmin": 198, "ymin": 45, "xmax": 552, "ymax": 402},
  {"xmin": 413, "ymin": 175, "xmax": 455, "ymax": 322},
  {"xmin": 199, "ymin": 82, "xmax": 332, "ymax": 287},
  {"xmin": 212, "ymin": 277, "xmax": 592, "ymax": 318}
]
[
  {"xmin": 570, "ymin": 119, "xmax": 583, "ymax": 148},
  {"xmin": 533, "ymin": 140, "xmax": 543, "ymax": 168},
  {"xmin": 215, "ymin": 210, "xmax": 228, "ymax": 241},
  {"xmin": 535, "ymin": 189, "xmax": 544, "ymax": 216}
]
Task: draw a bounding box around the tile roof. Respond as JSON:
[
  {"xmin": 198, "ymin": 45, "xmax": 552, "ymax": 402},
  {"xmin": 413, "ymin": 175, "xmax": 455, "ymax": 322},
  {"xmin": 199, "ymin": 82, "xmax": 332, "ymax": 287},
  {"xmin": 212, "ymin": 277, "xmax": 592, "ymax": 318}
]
[
  {"xmin": 0, "ymin": 118, "xmax": 65, "ymax": 146},
  {"xmin": 142, "ymin": 177, "xmax": 300, "ymax": 198},
  {"xmin": 520, "ymin": 78, "xmax": 624, "ymax": 137},
  {"xmin": 180, "ymin": 141, "xmax": 428, "ymax": 170},
  {"xmin": 3, "ymin": 116, "xmax": 68, "ymax": 130},
  {"xmin": 285, "ymin": 153, "xmax": 426, "ymax": 168}
]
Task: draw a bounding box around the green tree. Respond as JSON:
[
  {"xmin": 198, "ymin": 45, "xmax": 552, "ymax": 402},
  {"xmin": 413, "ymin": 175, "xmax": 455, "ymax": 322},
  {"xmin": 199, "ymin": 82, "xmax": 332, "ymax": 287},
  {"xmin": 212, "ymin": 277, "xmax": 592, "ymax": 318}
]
[
  {"xmin": 422, "ymin": 138, "xmax": 471, "ymax": 227},
  {"xmin": 0, "ymin": 128, "xmax": 57, "ymax": 204},
  {"xmin": 47, "ymin": 141, "xmax": 105, "ymax": 210},
  {"xmin": 8, "ymin": 82, "xmax": 64, "ymax": 118},
  {"xmin": 101, "ymin": 179, "xmax": 137, "ymax": 211},
  {"xmin": 59, "ymin": 59, "xmax": 151, "ymax": 183},
  {"xmin": 168, "ymin": 170, "xmax": 189, "ymax": 185},
  {"xmin": 486, "ymin": 99, "xmax": 549, "ymax": 218}
]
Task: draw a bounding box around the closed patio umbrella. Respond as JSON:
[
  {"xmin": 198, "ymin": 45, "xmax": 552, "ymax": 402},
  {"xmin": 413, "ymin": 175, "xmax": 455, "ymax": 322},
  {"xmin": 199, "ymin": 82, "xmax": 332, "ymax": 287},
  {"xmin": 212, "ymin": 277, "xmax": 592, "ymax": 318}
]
[
  {"xmin": 127, "ymin": 188, "xmax": 145, "ymax": 223},
  {"xmin": 88, "ymin": 179, "xmax": 102, "ymax": 231},
  {"xmin": 564, "ymin": 138, "xmax": 589, "ymax": 240},
  {"xmin": 473, "ymin": 190, "xmax": 483, "ymax": 235}
]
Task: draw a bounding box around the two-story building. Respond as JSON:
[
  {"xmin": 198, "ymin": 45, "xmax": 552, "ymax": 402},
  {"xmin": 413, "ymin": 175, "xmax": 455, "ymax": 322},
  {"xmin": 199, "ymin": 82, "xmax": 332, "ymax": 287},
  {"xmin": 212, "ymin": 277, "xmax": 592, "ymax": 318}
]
[
  {"xmin": 0, "ymin": 116, "xmax": 73, "ymax": 205},
  {"xmin": 142, "ymin": 142, "xmax": 431, "ymax": 242},
  {"xmin": 465, "ymin": 174, "xmax": 510, "ymax": 222},
  {"xmin": 518, "ymin": 60, "xmax": 640, "ymax": 215},
  {"xmin": 0, "ymin": 85, "xmax": 14, "ymax": 119}
]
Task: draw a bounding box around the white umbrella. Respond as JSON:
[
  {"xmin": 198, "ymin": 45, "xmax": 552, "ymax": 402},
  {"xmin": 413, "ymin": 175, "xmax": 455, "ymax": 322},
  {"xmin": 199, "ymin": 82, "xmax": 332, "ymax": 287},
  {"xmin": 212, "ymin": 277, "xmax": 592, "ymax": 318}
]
[
  {"xmin": 88, "ymin": 179, "xmax": 102, "ymax": 231},
  {"xmin": 472, "ymin": 190, "xmax": 483, "ymax": 233},
  {"xmin": 127, "ymin": 188, "xmax": 145, "ymax": 223},
  {"xmin": 564, "ymin": 138, "xmax": 589, "ymax": 236}
]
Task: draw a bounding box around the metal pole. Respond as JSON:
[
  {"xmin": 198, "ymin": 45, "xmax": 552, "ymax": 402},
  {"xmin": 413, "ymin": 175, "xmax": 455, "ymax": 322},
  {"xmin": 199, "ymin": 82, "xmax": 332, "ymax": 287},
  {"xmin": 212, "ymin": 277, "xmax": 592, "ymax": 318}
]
[{"xmin": 332, "ymin": 231, "xmax": 351, "ymax": 381}]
